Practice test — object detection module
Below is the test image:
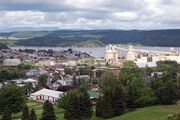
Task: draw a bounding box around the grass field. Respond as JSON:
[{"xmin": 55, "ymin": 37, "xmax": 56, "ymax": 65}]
[{"xmin": 1, "ymin": 101, "xmax": 180, "ymax": 120}]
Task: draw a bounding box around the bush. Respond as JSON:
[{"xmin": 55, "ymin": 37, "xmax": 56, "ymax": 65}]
[{"xmin": 168, "ymin": 112, "xmax": 180, "ymax": 120}]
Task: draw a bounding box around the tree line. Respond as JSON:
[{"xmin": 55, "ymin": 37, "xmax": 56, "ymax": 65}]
[{"xmin": 95, "ymin": 61, "xmax": 180, "ymax": 118}]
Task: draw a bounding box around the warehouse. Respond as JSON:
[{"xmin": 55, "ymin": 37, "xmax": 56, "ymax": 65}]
[
  {"xmin": 3, "ymin": 59, "xmax": 21, "ymax": 66},
  {"xmin": 28, "ymin": 88, "xmax": 64, "ymax": 103}
]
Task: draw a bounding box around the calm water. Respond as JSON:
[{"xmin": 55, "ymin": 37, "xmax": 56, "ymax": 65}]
[{"xmin": 12, "ymin": 46, "xmax": 180, "ymax": 58}]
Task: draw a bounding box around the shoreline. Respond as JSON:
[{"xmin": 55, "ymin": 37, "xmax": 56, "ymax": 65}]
[{"xmin": 11, "ymin": 45, "xmax": 180, "ymax": 48}]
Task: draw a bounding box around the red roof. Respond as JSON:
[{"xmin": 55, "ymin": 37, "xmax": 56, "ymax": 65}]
[{"xmin": 66, "ymin": 84, "xmax": 72, "ymax": 87}]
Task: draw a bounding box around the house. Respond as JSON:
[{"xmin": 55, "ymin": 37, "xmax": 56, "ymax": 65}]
[
  {"xmin": 136, "ymin": 62, "xmax": 147, "ymax": 68},
  {"xmin": 92, "ymin": 67, "xmax": 120, "ymax": 77},
  {"xmin": 23, "ymin": 78, "xmax": 38, "ymax": 87},
  {"xmin": 10, "ymin": 78, "xmax": 37, "ymax": 87},
  {"xmin": 177, "ymin": 72, "xmax": 180, "ymax": 79},
  {"xmin": 88, "ymin": 91, "xmax": 99, "ymax": 105},
  {"xmin": 10, "ymin": 79, "xmax": 26, "ymax": 87},
  {"xmin": 147, "ymin": 62, "xmax": 157, "ymax": 68},
  {"xmin": 57, "ymin": 79, "xmax": 73, "ymax": 86},
  {"xmin": 0, "ymin": 83, "xmax": 2, "ymax": 88},
  {"xmin": 90, "ymin": 84, "xmax": 100, "ymax": 92},
  {"xmin": 37, "ymin": 60, "xmax": 55, "ymax": 66},
  {"xmin": 57, "ymin": 80, "xmax": 68, "ymax": 86},
  {"xmin": 151, "ymin": 72, "xmax": 165, "ymax": 78},
  {"xmin": 28, "ymin": 88, "xmax": 64, "ymax": 103},
  {"xmin": 79, "ymin": 75, "xmax": 90, "ymax": 80},
  {"xmin": 47, "ymin": 82, "xmax": 61, "ymax": 90},
  {"xmin": 26, "ymin": 68, "xmax": 39, "ymax": 76},
  {"xmin": 106, "ymin": 68, "xmax": 120, "ymax": 76}
]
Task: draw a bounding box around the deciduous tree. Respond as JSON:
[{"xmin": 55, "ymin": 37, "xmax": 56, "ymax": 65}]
[{"xmin": 38, "ymin": 75, "xmax": 48, "ymax": 87}]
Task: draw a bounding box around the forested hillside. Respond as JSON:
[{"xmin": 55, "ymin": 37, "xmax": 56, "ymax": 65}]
[
  {"xmin": 16, "ymin": 37, "xmax": 105, "ymax": 47},
  {"xmin": 0, "ymin": 29, "xmax": 180, "ymax": 47}
]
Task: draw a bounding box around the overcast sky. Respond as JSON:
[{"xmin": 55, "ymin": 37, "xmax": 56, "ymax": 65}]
[{"xmin": 0, "ymin": 0, "xmax": 180, "ymax": 30}]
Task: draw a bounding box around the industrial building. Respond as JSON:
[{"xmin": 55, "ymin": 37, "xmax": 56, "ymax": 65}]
[
  {"xmin": 28, "ymin": 88, "xmax": 64, "ymax": 103},
  {"xmin": 3, "ymin": 59, "xmax": 21, "ymax": 66},
  {"xmin": 105, "ymin": 44, "xmax": 180, "ymax": 67}
]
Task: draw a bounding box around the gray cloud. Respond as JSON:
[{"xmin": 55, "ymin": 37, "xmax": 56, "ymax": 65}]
[{"xmin": 0, "ymin": 0, "xmax": 180, "ymax": 30}]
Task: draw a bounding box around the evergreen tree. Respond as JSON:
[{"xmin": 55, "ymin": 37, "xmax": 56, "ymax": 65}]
[
  {"xmin": 126, "ymin": 85, "xmax": 139, "ymax": 109},
  {"xmin": 96, "ymin": 95, "xmax": 114, "ymax": 118},
  {"xmin": 96, "ymin": 96, "xmax": 103, "ymax": 117},
  {"xmin": 21, "ymin": 105, "xmax": 30, "ymax": 120},
  {"xmin": 79, "ymin": 91, "xmax": 93, "ymax": 119},
  {"xmin": 64, "ymin": 90, "xmax": 81, "ymax": 120},
  {"xmin": 41, "ymin": 101, "xmax": 56, "ymax": 120},
  {"xmin": 1, "ymin": 107, "xmax": 12, "ymax": 120},
  {"xmin": 63, "ymin": 89, "xmax": 93, "ymax": 120},
  {"xmin": 112, "ymin": 85, "xmax": 126, "ymax": 116},
  {"xmin": 97, "ymin": 72, "xmax": 126, "ymax": 118},
  {"xmin": 30, "ymin": 109, "xmax": 37, "ymax": 120},
  {"xmin": 0, "ymin": 84, "xmax": 26, "ymax": 113}
]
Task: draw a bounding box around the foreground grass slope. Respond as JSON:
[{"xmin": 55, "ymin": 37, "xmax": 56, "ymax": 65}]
[
  {"xmin": 3, "ymin": 101, "xmax": 180, "ymax": 120},
  {"xmin": 109, "ymin": 105, "xmax": 180, "ymax": 120}
]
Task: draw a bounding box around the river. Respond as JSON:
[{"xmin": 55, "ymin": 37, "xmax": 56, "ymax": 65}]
[{"xmin": 12, "ymin": 46, "xmax": 180, "ymax": 58}]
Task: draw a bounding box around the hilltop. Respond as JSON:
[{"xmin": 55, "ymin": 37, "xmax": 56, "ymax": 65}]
[{"xmin": 0, "ymin": 29, "xmax": 180, "ymax": 47}]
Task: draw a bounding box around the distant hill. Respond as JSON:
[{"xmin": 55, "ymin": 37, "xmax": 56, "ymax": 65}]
[
  {"xmin": 1, "ymin": 29, "xmax": 180, "ymax": 47},
  {"xmin": 16, "ymin": 37, "xmax": 105, "ymax": 47}
]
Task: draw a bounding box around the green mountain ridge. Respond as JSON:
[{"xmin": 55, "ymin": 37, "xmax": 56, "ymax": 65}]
[
  {"xmin": 16, "ymin": 37, "xmax": 105, "ymax": 47},
  {"xmin": 0, "ymin": 29, "xmax": 180, "ymax": 47}
]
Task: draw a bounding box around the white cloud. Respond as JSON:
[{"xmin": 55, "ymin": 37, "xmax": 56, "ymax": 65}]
[
  {"xmin": 112, "ymin": 12, "xmax": 138, "ymax": 21},
  {"xmin": 0, "ymin": 0, "xmax": 180, "ymax": 30}
]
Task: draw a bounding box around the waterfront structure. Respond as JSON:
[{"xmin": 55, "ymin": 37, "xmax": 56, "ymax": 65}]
[
  {"xmin": 105, "ymin": 44, "xmax": 118, "ymax": 65},
  {"xmin": 126, "ymin": 46, "xmax": 137, "ymax": 61},
  {"xmin": 105, "ymin": 44, "xmax": 180, "ymax": 66}
]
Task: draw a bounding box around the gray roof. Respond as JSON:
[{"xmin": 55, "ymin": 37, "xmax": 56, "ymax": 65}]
[{"xmin": 136, "ymin": 62, "xmax": 157, "ymax": 68}]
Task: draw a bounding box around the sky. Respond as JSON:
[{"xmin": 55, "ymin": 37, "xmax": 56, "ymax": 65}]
[{"xmin": 0, "ymin": 0, "xmax": 180, "ymax": 31}]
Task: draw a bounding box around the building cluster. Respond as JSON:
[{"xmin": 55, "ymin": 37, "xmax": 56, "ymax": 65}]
[
  {"xmin": 0, "ymin": 48, "xmax": 102, "ymax": 103},
  {"xmin": 0, "ymin": 48, "xmax": 90, "ymax": 64}
]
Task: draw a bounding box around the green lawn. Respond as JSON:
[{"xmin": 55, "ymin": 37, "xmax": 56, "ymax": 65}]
[
  {"xmin": 2, "ymin": 101, "xmax": 180, "ymax": 120},
  {"xmin": 10, "ymin": 101, "xmax": 64, "ymax": 120},
  {"xmin": 108, "ymin": 105, "xmax": 179, "ymax": 120}
]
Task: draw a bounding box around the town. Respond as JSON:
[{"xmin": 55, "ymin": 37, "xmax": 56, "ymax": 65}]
[
  {"xmin": 0, "ymin": 44, "xmax": 180, "ymax": 119},
  {"xmin": 1, "ymin": 0, "xmax": 180, "ymax": 119}
]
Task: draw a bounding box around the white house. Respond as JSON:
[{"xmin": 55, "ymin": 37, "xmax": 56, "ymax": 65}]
[
  {"xmin": 26, "ymin": 68, "xmax": 39, "ymax": 76},
  {"xmin": 23, "ymin": 78, "xmax": 37, "ymax": 87},
  {"xmin": 28, "ymin": 88, "xmax": 64, "ymax": 103}
]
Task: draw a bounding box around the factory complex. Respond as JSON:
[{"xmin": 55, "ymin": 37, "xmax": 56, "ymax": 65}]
[{"xmin": 105, "ymin": 44, "xmax": 180, "ymax": 67}]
